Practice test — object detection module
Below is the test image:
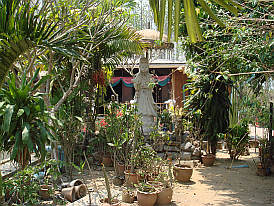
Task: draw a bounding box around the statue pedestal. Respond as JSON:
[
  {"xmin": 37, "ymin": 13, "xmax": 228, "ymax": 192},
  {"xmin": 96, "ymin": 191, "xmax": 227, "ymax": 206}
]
[{"xmin": 142, "ymin": 115, "xmax": 156, "ymax": 135}]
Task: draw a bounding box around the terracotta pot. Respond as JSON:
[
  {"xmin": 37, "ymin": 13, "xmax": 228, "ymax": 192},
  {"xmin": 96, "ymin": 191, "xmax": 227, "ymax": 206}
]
[
  {"xmin": 137, "ymin": 190, "xmax": 157, "ymax": 206},
  {"xmin": 202, "ymin": 154, "xmax": 216, "ymax": 166},
  {"xmin": 124, "ymin": 170, "xmax": 139, "ymax": 186},
  {"xmin": 115, "ymin": 163, "xmax": 125, "ymax": 176},
  {"xmin": 102, "ymin": 156, "xmax": 113, "ymax": 167},
  {"xmin": 93, "ymin": 151, "xmax": 103, "ymax": 163},
  {"xmin": 74, "ymin": 184, "xmax": 87, "ymax": 199},
  {"xmin": 39, "ymin": 185, "xmax": 52, "ymax": 200},
  {"xmin": 69, "ymin": 179, "xmax": 83, "ymax": 187},
  {"xmin": 173, "ymin": 164, "xmax": 193, "ymax": 182},
  {"xmin": 122, "ymin": 189, "xmax": 135, "ymax": 203},
  {"xmin": 61, "ymin": 186, "xmax": 76, "ymax": 202},
  {"xmin": 156, "ymin": 187, "xmax": 173, "ymax": 205},
  {"xmin": 113, "ymin": 176, "xmax": 124, "ymax": 186},
  {"xmin": 256, "ymin": 167, "xmax": 267, "ymax": 176},
  {"xmin": 100, "ymin": 198, "xmax": 120, "ymax": 206},
  {"xmin": 61, "ymin": 182, "xmax": 70, "ymax": 189}
]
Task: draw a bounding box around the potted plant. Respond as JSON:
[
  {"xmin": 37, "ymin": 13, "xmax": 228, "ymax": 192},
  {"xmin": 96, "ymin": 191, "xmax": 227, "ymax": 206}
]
[
  {"xmin": 100, "ymin": 164, "xmax": 120, "ymax": 206},
  {"xmin": 257, "ymin": 138, "xmax": 271, "ymax": 176},
  {"xmin": 225, "ymin": 122, "xmax": 249, "ymax": 160},
  {"xmin": 136, "ymin": 182, "xmax": 158, "ymax": 206},
  {"xmin": 173, "ymin": 162, "xmax": 193, "ymax": 182},
  {"xmin": 124, "ymin": 110, "xmax": 143, "ymax": 186},
  {"xmin": 155, "ymin": 163, "xmax": 173, "ymax": 205},
  {"xmin": 121, "ymin": 187, "xmax": 135, "ymax": 203},
  {"xmin": 0, "ymin": 70, "xmax": 54, "ymax": 169}
]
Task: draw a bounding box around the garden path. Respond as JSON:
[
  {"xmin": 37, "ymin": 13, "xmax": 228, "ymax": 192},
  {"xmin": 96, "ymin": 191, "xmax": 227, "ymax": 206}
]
[{"xmin": 66, "ymin": 149, "xmax": 273, "ymax": 206}]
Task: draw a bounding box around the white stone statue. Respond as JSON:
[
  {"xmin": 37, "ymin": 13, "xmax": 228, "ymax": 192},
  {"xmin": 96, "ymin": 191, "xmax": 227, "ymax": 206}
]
[{"xmin": 132, "ymin": 57, "xmax": 157, "ymax": 135}]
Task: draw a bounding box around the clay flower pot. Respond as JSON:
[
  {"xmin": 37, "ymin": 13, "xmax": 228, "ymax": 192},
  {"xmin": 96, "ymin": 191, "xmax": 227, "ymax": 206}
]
[
  {"xmin": 74, "ymin": 184, "xmax": 87, "ymax": 199},
  {"xmin": 102, "ymin": 156, "xmax": 113, "ymax": 167},
  {"xmin": 124, "ymin": 170, "xmax": 139, "ymax": 186},
  {"xmin": 100, "ymin": 198, "xmax": 120, "ymax": 206},
  {"xmin": 122, "ymin": 189, "xmax": 135, "ymax": 203},
  {"xmin": 61, "ymin": 186, "xmax": 76, "ymax": 202},
  {"xmin": 156, "ymin": 187, "xmax": 173, "ymax": 205},
  {"xmin": 137, "ymin": 190, "xmax": 157, "ymax": 206},
  {"xmin": 202, "ymin": 154, "xmax": 216, "ymax": 166},
  {"xmin": 173, "ymin": 164, "xmax": 193, "ymax": 182},
  {"xmin": 39, "ymin": 185, "xmax": 52, "ymax": 200},
  {"xmin": 115, "ymin": 162, "xmax": 125, "ymax": 176},
  {"xmin": 69, "ymin": 179, "xmax": 83, "ymax": 187}
]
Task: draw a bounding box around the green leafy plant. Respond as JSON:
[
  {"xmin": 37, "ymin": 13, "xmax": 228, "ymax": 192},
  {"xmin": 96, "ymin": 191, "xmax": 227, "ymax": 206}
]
[
  {"xmin": 0, "ymin": 69, "xmax": 54, "ymax": 168},
  {"xmin": 225, "ymin": 122, "xmax": 249, "ymax": 160},
  {"xmin": 159, "ymin": 109, "xmax": 172, "ymax": 131},
  {"xmin": 258, "ymin": 138, "xmax": 271, "ymax": 169},
  {"xmin": 137, "ymin": 182, "xmax": 156, "ymax": 193},
  {"xmin": 3, "ymin": 160, "xmax": 61, "ymax": 205}
]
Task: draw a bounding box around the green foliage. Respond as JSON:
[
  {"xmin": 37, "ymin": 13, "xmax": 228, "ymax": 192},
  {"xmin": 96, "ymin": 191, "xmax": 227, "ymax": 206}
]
[
  {"xmin": 3, "ymin": 160, "xmax": 61, "ymax": 205},
  {"xmin": 0, "ymin": 70, "xmax": 54, "ymax": 168},
  {"xmin": 137, "ymin": 182, "xmax": 156, "ymax": 193},
  {"xmin": 3, "ymin": 167, "xmax": 41, "ymax": 205},
  {"xmin": 158, "ymin": 109, "xmax": 172, "ymax": 130},
  {"xmin": 182, "ymin": 1, "xmax": 273, "ymax": 154},
  {"xmin": 226, "ymin": 122, "xmax": 249, "ymax": 160},
  {"xmin": 185, "ymin": 68, "xmax": 232, "ymax": 154},
  {"xmin": 0, "ymin": 0, "xmax": 86, "ymax": 85},
  {"xmin": 98, "ymin": 102, "xmax": 142, "ymax": 164},
  {"xmin": 149, "ymin": 0, "xmax": 240, "ymax": 42}
]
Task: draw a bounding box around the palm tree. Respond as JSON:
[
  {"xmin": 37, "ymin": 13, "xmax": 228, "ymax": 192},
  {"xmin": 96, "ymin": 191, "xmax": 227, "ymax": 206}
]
[
  {"xmin": 0, "ymin": 0, "xmax": 87, "ymax": 86},
  {"xmin": 149, "ymin": 0, "xmax": 240, "ymax": 42}
]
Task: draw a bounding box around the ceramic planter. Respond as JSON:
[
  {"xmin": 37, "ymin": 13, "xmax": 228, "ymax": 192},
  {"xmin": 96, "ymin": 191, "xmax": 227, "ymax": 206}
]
[
  {"xmin": 61, "ymin": 186, "xmax": 76, "ymax": 202},
  {"xmin": 115, "ymin": 163, "xmax": 125, "ymax": 176},
  {"xmin": 202, "ymin": 154, "xmax": 216, "ymax": 166},
  {"xmin": 124, "ymin": 170, "xmax": 139, "ymax": 186},
  {"xmin": 39, "ymin": 185, "xmax": 52, "ymax": 200},
  {"xmin": 122, "ymin": 189, "xmax": 135, "ymax": 203},
  {"xmin": 173, "ymin": 164, "xmax": 193, "ymax": 182},
  {"xmin": 69, "ymin": 179, "xmax": 83, "ymax": 187},
  {"xmin": 74, "ymin": 184, "xmax": 87, "ymax": 199},
  {"xmin": 156, "ymin": 187, "xmax": 173, "ymax": 205},
  {"xmin": 102, "ymin": 156, "xmax": 113, "ymax": 167},
  {"xmin": 137, "ymin": 190, "xmax": 157, "ymax": 206}
]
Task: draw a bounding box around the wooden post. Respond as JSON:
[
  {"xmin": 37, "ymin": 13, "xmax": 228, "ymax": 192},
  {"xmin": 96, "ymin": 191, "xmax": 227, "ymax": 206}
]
[{"xmin": 269, "ymin": 102, "xmax": 273, "ymax": 159}]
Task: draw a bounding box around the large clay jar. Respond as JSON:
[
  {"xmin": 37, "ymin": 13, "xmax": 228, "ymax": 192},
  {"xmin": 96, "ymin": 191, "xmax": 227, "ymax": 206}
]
[
  {"xmin": 156, "ymin": 187, "xmax": 173, "ymax": 205},
  {"xmin": 124, "ymin": 170, "xmax": 139, "ymax": 186},
  {"xmin": 173, "ymin": 164, "xmax": 193, "ymax": 182},
  {"xmin": 137, "ymin": 190, "xmax": 157, "ymax": 206},
  {"xmin": 102, "ymin": 156, "xmax": 113, "ymax": 167},
  {"xmin": 202, "ymin": 154, "xmax": 216, "ymax": 166}
]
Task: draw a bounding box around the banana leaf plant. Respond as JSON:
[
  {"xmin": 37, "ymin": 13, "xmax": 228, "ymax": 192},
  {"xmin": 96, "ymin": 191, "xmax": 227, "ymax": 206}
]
[{"xmin": 0, "ymin": 68, "xmax": 55, "ymax": 169}]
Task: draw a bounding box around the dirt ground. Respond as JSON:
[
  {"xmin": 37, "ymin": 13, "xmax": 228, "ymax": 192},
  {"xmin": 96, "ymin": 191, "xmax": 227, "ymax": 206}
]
[{"xmin": 66, "ymin": 149, "xmax": 273, "ymax": 206}]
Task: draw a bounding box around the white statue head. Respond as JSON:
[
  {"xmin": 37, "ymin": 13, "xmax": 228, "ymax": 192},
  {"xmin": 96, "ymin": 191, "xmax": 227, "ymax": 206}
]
[{"xmin": 139, "ymin": 57, "xmax": 149, "ymax": 73}]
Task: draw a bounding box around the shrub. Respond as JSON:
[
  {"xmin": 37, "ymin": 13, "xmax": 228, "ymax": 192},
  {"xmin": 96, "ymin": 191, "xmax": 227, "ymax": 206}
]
[{"xmin": 226, "ymin": 122, "xmax": 249, "ymax": 160}]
